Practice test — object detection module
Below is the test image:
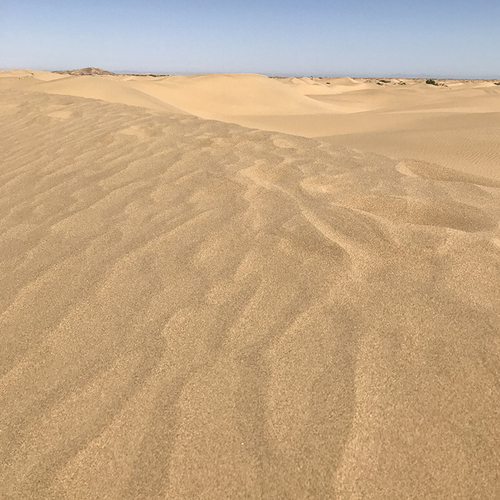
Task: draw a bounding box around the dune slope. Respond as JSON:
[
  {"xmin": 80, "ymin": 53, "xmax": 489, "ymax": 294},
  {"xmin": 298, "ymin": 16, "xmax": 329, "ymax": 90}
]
[{"xmin": 1, "ymin": 89, "xmax": 500, "ymax": 499}]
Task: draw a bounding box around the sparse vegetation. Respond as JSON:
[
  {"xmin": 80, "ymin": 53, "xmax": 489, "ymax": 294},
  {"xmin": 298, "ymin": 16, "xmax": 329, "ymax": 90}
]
[
  {"xmin": 426, "ymin": 79, "xmax": 438, "ymax": 86},
  {"xmin": 379, "ymin": 79, "xmax": 390, "ymax": 84},
  {"xmin": 495, "ymin": 82, "xmax": 500, "ymax": 86}
]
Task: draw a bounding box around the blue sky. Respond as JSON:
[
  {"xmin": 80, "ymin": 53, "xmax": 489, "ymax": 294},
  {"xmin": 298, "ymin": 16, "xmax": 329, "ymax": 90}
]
[{"xmin": 1, "ymin": 0, "xmax": 499, "ymax": 77}]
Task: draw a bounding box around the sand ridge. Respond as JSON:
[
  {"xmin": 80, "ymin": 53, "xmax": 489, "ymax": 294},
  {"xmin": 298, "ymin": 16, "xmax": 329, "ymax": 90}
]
[{"xmin": 1, "ymin": 74, "xmax": 500, "ymax": 499}]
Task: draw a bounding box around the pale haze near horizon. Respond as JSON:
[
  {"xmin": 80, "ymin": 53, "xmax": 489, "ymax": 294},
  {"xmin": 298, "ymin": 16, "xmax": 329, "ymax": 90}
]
[{"xmin": 1, "ymin": 0, "xmax": 499, "ymax": 78}]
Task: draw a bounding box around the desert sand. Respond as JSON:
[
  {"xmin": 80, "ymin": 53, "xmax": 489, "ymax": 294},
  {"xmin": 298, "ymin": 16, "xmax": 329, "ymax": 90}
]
[{"xmin": 1, "ymin": 68, "xmax": 500, "ymax": 499}]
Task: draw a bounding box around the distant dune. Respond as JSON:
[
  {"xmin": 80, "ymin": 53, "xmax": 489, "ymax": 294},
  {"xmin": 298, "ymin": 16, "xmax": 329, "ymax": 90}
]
[{"xmin": 1, "ymin": 69, "xmax": 499, "ymax": 499}]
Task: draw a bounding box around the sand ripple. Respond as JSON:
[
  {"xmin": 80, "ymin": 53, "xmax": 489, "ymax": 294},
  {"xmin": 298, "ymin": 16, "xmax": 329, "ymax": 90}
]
[{"xmin": 1, "ymin": 90, "xmax": 500, "ymax": 499}]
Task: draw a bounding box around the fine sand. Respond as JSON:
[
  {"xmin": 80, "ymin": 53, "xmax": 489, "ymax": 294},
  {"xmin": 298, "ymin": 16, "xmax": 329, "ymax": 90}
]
[{"xmin": 1, "ymin": 69, "xmax": 500, "ymax": 499}]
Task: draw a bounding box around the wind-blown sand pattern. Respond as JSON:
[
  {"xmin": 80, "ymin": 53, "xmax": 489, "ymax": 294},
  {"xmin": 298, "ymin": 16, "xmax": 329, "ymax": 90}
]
[{"xmin": 1, "ymin": 71, "xmax": 500, "ymax": 499}]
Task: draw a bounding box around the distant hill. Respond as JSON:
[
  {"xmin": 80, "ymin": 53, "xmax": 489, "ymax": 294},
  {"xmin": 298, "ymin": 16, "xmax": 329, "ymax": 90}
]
[{"xmin": 53, "ymin": 67, "xmax": 116, "ymax": 76}]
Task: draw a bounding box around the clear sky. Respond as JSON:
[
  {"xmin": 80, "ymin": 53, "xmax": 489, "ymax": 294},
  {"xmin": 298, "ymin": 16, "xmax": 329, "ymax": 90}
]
[{"xmin": 1, "ymin": 0, "xmax": 499, "ymax": 78}]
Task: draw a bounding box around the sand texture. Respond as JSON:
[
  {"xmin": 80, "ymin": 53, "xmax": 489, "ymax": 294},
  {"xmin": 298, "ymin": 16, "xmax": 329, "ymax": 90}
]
[{"xmin": 1, "ymin": 71, "xmax": 500, "ymax": 499}]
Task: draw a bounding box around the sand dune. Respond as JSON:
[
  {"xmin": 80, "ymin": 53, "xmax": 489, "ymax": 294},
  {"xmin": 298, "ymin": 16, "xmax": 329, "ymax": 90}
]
[
  {"xmin": 9, "ymin": 71, "xmax": 338, "ymax": 116},
  {"xmin": 4, "ymin": 69, "xmax": 497, "ymax": 180},
  {"xmin": 1, "ymin": 72, "xmax": 500, "ymax": 499},
  {"xmin": 0, "ymin": 69, "xmax": 68, "ymax": 82},
  {"xmin": 280, "ymin": 76, "xmax": 364, "ymax": 95},
  {"xmin": 127, "ymin": 73, "xmax": 338, "ymax": 116},
  {"xmin": 24, "ymin": 75, "xmax": 189, "ymax": 113}
]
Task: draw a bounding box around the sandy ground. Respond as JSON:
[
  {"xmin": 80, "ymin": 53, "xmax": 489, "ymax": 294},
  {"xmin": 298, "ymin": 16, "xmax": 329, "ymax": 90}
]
[{"xmin": 1, "ymin": 69, "xmax": 500, "ymax": 499}]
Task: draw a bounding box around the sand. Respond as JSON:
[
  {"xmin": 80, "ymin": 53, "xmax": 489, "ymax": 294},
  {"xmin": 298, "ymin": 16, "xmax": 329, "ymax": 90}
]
[
  {"xmin": 1, "ymin": 70, "xmax": 500, "ymax": 499},
  {"xmin": 3, "ymin": 70, "xmax": 498, "ymax": 180}
]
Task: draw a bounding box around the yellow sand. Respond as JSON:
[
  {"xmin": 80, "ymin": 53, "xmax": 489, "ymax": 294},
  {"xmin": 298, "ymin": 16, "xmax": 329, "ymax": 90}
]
[{"xmin": 1, "ymin": 70, "xmax": 499, "ymax": 499}]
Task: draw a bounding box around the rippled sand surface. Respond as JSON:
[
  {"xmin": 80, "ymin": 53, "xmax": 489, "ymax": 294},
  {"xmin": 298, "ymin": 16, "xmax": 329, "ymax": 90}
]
[{"xmin": 1, "ymin": 78, "xmax": 500, "ymax": 499}]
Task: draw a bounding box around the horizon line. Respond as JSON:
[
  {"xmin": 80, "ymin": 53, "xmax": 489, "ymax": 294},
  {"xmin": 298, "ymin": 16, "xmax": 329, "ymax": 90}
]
[{"xmin": 2, "ymin": 67, "xmax": 499, "ymax": 80}]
